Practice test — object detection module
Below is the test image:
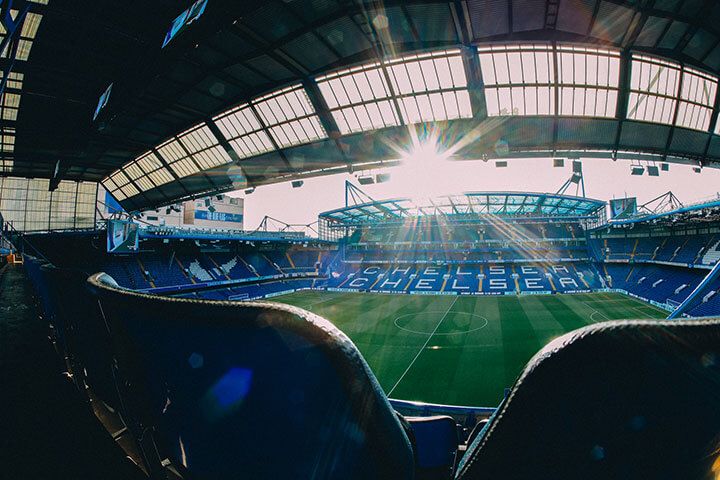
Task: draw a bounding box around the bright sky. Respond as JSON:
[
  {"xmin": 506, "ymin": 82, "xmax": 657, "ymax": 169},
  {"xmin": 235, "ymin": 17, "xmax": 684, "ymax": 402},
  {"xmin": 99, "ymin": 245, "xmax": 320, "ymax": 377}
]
[{"xmin": 230, "ymin": 156, "xmax": 720, "ymax": 230}]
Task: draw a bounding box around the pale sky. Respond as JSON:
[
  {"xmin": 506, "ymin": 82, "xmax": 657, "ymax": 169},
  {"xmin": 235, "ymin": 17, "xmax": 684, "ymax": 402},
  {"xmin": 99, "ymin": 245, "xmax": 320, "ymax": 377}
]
[{"xmin": 230, "ymin": 156, "xmax": 720, "ymax": 230}]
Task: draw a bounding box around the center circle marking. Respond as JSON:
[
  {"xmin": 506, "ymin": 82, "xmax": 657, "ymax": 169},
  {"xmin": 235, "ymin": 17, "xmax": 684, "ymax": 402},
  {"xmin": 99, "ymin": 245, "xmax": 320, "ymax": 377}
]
[{"xmin": 393, "ymin": 311, "xmax": 489, "ymax": 336}]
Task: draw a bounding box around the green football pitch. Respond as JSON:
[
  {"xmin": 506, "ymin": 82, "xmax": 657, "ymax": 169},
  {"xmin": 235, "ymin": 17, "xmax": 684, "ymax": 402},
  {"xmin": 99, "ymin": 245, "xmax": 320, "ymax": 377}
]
[{"xmin": 270, "ymin": 291, "xmax": 669, "ymax": 407}]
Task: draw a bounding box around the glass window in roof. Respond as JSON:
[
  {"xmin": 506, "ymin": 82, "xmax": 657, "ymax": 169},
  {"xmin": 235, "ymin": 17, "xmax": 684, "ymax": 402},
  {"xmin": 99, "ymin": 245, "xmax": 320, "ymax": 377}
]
[
  {"xmin": 213, "ymin": 103, "xmax": 275, "ymax": 159},
  {"xmin": 557, "ymin": 45, "xmax": 620, "ymax": 117},
  {"xmin": 252, "ymin": 84, "xmax": 327, "ymax": 148},
  {"xmin": 627, "ymin": 55, "xmax": 680, "ymax": 125},
  {"xmin": 479, "ymin": 44, "xmax": 555, "ymax": 116},
  {"xmin": 317, "ymin": 62, "xmax": 401, "ymax": 134},
  {"xmin": 676, "ymin": 67, "xmax": 717, "ymax": 131},
  {"xmin": 385, "ymin": 49, "xmax": 473, "ymax": 124},
  {"xmin": 115, "ymin": 151, "xmax": 174, "ymax": 192}
]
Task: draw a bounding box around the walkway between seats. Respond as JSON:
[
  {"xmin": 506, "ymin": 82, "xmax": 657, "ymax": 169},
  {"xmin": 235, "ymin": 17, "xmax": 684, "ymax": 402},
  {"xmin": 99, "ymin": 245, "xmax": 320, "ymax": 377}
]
[{"xmin": 0, "ymin": 263, "xmax": 145, "ymax": 480}]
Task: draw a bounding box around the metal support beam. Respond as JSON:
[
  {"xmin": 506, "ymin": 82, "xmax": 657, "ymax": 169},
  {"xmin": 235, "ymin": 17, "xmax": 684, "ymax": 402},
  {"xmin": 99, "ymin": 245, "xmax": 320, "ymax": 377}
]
[
  {"xmin": 0, "ymin": 0, "xmax": 29, "ymax": 98},
  {"xmin": 461, "ymin": 45, "xmax": 486, "ymax": 119},
  {"xmin": 667, "ymin": 260, "xmax": 720, "ymax": 319},
  {"xmin": 612, "ymin": 50, "xmax": 632, "ymax": 157},
  {"xmin": 205, "ymin": 120, "xmax": 254, "ymax": 189}
]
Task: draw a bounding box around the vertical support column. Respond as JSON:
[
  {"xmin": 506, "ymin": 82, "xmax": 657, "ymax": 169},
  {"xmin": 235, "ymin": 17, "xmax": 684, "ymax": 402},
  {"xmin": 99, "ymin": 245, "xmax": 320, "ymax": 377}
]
[
  {"xmin": 613, "ymin": 50, "xmax": 632, "ymax": 157},
  {"xmin": 461, "ymin": 45, "xmax": 486, "ymax": 119}
]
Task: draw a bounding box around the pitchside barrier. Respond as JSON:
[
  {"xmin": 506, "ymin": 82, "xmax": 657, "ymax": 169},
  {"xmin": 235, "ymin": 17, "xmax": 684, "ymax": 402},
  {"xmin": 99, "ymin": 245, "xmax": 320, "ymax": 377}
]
[{"xmin": 389, "ymin": 398, "xmax": 497, "ymax": 423}]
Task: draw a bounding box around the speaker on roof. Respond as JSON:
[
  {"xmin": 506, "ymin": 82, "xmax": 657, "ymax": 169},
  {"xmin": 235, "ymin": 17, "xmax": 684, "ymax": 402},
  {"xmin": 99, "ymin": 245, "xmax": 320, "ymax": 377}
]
[
  {"xmin": 292, "ymin": 180, "xmax": 304, "ymax": 188},
  {"xmin": 358, "ymin": 175, "xmax": 375, "ymax": 185},
  {"xmin": 495, "ymin": 161, "xmax": 508, "ymax": 168},
  {"xmin": 376, "ymin": 173, "xmax": 391, "ymax": 183},
  {"xmin": 630, "ymin": 166, "xmax": 645, "ymax": 176},
  {"xmin": 647, "ymin": 166, "xmax": 659, "ymax": 177},
  {"xmin": 572, "ymin": 160, "xmax": 582, "ymax": 173},
  {"xmin": 661, "ymin": 163, "xmax": 669, "ymax": 171},
  {"xmin": 553, "ymin": 158, "xmax": 564, "ymax": 167}
]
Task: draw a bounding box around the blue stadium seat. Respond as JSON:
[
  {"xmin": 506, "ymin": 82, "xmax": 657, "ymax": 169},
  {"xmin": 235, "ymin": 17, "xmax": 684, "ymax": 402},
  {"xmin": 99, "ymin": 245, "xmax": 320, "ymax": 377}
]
[
  {"xmin": 87, "ymin": 273, "xmax": 415, "ymax": 480},
  {"xmin": 455, "ymin": 319, "xmax": 720, "ymax": 480},
  {"xmin": 406, "ymin": 415, "xmax": 459, "ymax": 480}
]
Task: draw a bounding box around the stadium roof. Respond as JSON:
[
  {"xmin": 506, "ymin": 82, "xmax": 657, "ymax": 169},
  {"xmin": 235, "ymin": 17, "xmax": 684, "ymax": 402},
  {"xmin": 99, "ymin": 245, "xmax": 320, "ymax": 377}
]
[
  {"xmin": 10, "ymin": 0, "xmax": 720, "ymax": 211},
  {"xmin": 608, "ymin": 197, "xmax": 720, "ymax": 226},
  {"xmin": 319, "ymin": 191, "xmax": 606, "ymax": 225}
]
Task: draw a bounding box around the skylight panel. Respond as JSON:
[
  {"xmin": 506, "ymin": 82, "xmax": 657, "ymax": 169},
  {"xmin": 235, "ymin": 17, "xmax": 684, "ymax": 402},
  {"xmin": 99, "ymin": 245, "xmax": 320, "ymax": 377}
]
[
  {"xmin": 102, "ymin": 170, "xmax": 131, "ymax": 201},
  {"xmin": 120, "ymin": 183, "xmax": 139, "ymax": 199},
  {"xmin": 0, "ymin": 127, "xmax": 14, "ymax": 154},
  {"xmin": 155, "ymin": 124, "xmax": 229, "ymax": 180},
  {"xmin": 134, "ymin": 176, "xmax": 155, "ymax": 192},
  {"xmin": 0, "ymin": 71, "xmax": 23, "ymax": 90},
  {"xmin": 212, "ymin": 103, "xmax": 275, "ymax": 158},
  {"xmin": 627, "ymin": 54, "xmax": 680, "ymax": 125},
  {"xmin": 252, "ymin": 84, "xmax": 327, "ymax": 148},
  {"xmin": 157, "ymin": 138, "xmax": 185, "ymax": 163},
  {"xmin": 479, "ymin": 44, "xmax": 555, "ymax": 116},
  {"xmin": 20, "ymin": 12, "xmax": 41, "ymax": 39},
  {"xmin": 114, "ymin": 151, "xmax": 174, "ymax": 192},
  {"xmin": 177, "ymin": 124, "xmax": 231, "ymax": 169},
  {"xmin": 317, "ymin": 62, "xmax": 401, "ymax": 134},
  {"xmin": 676, "ymin": 67, "xmax": 717, "ymax": 131},
  {"xmin": 385, "ymin": 49, "xmax": 473, "ymax": 124},
  {"xmin": 557, "ymin": 45, "xmax": 620, "ymax": 117},
  {"xmin": 0, "ymin": 92, "xmax": 19, "ymax": 121}
]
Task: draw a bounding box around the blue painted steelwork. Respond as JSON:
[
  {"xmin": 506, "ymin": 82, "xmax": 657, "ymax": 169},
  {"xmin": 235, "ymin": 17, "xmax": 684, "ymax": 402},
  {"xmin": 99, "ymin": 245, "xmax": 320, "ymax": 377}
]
[
  {"xmin": 0, "ymin": 0, "xmax": 29, "ymax": 98},
  {"xmin": 139, "ymin": 227, "xmax": 332, "ymax": 244},
  {"xmin": 667, "ymin": 260, "xmax": 720, "ymax": 319},
  {"xmin": 320, "ymin": 191, "xmax": 606, "ymax": 226},
  {"xmin": 610, "ymin": 199, "xmax": 720, "ymax": 226}
]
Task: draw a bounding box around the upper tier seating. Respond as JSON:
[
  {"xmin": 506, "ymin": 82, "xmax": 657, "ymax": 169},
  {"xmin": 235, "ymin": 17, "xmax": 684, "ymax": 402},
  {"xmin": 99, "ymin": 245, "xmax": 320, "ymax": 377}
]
[
  {"xmin": 87, "ymin": 273, "xmax": 415, "ymax": 479},
  {"xmin": 456, "ymin": 319, "xmax": 720, "ymax": 480},
  {"xmin": 594, "ymin": 234, "xmax": 720, "ymax": 266},
  {"xmin": 354, "ymin": 221, "xmax": 583, "ymax": 246}
]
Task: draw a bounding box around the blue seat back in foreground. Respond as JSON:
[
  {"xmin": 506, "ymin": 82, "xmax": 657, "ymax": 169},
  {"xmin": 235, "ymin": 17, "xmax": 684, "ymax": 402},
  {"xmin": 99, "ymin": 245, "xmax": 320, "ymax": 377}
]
[
  {"xmin": 88, "ymin": 273, "xmax": 414, "ymax": 480},
  {"xmin": 456, "ymin": 319, "xmax": 720, "ymax": 480}
]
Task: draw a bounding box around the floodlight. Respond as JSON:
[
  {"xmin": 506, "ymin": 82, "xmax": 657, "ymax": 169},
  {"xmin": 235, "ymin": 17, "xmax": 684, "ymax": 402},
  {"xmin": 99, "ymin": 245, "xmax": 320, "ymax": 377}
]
[
  {"xmin": 357, "ymin": 175, "xmax": 375, "ymax": 185},
  {"xmin": 630, "ymin": 166, "xmax": 645, "ymax": 176},
  {"xmin": 553, "ymin": 158, "xmax": 564, "ymax": 167},
  {"xmin": 647, "ymin": 166, "xmax": 659, "ymax": 177},
  {"xmin": 376, "ymin": 173, "xmax": 391, "ymax": 183},
  {"xmin": 291, "ymin": 180, "xmax": 304, "ymax": 188}
]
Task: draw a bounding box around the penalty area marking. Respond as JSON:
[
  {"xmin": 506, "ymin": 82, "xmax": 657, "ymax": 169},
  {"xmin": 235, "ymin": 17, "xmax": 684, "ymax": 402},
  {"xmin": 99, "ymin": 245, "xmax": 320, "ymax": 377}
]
[{"xmin": 393, "ymin": 312, "xmax": 489, "ymax": 336}]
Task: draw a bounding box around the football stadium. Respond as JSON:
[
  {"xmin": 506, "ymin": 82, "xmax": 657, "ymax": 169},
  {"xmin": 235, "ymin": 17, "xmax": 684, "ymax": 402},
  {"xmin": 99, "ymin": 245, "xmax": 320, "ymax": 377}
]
[{"xmin": 2, "ymin": 1, "xmax": 720, "ymax": 479}]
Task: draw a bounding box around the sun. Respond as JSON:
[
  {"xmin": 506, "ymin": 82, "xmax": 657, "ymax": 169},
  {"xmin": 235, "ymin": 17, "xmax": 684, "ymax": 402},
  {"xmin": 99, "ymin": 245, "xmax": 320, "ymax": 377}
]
[{"xmin": 394, "ymin": 135, "xmax": 451, "ymax": 202}]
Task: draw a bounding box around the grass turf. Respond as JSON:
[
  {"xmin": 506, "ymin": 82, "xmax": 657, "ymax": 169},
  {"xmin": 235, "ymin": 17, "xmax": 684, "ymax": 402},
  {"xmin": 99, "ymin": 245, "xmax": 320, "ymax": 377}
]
[{"xmin": 269, "ymin": 291, "xmax": 668, "ymax": 407}]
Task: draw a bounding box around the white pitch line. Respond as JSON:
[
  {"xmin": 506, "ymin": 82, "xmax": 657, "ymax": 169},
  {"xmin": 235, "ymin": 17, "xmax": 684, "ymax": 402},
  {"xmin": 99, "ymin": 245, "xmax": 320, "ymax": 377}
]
[
  {"xmin": 388, "ymin": 296, "xmax": 458, "ymax": 397},
  {"xmin": 580, "ymin": 300, "xmax": 610, "ymax": 323},
  {"xmin": 298, "ymin": 294, "xmax": 342, "ymax": 311}
]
